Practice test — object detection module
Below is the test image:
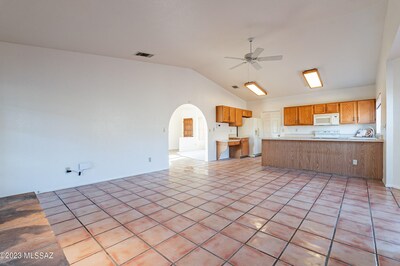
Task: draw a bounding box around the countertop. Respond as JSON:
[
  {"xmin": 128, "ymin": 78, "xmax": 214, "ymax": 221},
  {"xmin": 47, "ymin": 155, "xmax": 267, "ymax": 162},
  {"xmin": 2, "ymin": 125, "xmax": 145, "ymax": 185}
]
[
  {"xmin": 262, "ymin": 137, "xmax": 384, "ymax": 143},
  {"xmin": 216, "ymin": 139, "xmax": 242, "ymax": 143},
  {"xmin": 217, "ymin": 137, "xmax": 249, "ymax": 142}
]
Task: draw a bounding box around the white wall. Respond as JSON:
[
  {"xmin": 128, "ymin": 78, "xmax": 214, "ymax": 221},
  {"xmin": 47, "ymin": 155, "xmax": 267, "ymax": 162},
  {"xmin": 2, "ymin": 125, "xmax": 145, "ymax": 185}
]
[
  {"xmin": 248, "ymin": 85, "xmax": 376, "ymax": 137},
  {"xmin": 168, "ymin": 104, "xmax": 206, "ymax": 152},
  {"xmin": 374, "ymin": 0, "xmax": 400, "ymax": 187},
  {"xmin": 376, "ymin": 0, "xmax": 400, "ymax": 131},
  {"xmin": 0, "ymin": 42, "xmax": 246, "ymax": 197},
  {"xmin": 385, "ymin": 57, "xmax": 400, "ymax": 188}
]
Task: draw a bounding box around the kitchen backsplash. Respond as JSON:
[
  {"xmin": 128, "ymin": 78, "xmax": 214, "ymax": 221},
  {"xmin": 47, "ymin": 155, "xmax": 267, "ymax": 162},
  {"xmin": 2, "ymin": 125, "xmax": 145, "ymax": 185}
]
[{"xmin": 282, "ymin": 124, "xmax": 376, "ymax": 137}]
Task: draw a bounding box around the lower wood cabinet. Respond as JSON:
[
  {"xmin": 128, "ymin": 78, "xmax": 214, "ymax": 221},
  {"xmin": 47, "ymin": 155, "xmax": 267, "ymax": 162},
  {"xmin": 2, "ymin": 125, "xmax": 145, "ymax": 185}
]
[
  {"xmin": 240, "ymin": 138, "xmax": 249, "ymax": 157},
  {"xmin": 262, "ymin": 139, "xmax": 383, "ymax": 179}
]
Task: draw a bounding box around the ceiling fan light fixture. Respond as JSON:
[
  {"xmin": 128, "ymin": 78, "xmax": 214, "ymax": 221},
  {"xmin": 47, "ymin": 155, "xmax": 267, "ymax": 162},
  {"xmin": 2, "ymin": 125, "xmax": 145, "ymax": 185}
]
[
  {"xmin": 244, "ymin": 82, "xmax": 267, "ymax": 96},
  {"xmin": 303, "ymin": 68, "xmax": 323, "ymax": 88}
]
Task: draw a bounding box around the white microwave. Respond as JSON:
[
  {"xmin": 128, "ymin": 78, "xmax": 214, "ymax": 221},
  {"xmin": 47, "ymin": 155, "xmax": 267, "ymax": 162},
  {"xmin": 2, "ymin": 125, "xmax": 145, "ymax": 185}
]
[{"xmin": 314, "ymin": 113, "xmax": 340, "ymax": 126}]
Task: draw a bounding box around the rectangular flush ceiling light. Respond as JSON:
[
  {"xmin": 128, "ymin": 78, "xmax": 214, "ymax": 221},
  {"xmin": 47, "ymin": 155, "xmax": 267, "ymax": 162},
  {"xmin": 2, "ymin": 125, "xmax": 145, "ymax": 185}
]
[
  {"xmin": 244, "ymin": 82, "xmax": 267, "ymax": 96},
  {"xmin": 303, "ymin": 68, "xmax": 323, "ymax": 88}
]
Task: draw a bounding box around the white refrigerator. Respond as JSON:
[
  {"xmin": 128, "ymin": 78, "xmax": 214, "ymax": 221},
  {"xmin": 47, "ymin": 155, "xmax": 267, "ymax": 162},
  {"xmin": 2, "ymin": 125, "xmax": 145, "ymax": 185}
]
[{"xmin": 238, "ymin": 118, "xmax": 262, "ymax": 157}]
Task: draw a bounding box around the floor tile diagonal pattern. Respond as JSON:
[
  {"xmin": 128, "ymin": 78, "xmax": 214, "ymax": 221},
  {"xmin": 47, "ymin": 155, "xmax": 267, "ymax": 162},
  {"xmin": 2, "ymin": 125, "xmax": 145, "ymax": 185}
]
[{"xmin": 37, "ymin": 157, "xmax": 400, "ymax": 266}]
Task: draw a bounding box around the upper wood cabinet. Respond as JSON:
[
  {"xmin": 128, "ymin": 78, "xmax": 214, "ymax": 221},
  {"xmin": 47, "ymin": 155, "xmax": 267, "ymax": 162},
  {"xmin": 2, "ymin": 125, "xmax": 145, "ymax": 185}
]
[
  {"xmin": 229, "ymin": 107, "xmax": 236, "ymax": 123},
  {"xmin": 284, "ymin": 107, "xmax": 298, "ymax": 126},
  {"xmin": 216, "ymin": 106, "xmax": 230, "ymax": 123},
  {"xmin": 340, "ymin": 101, "xmax": 357, "ymax": 124},
  {"xmin": 313, "ymin": 104, "xmax": 326, "ymax": 114},
  {"xmin": 357, "ymin": 99, "xmax": 375, "ymax": 124},
  {"xmin": 234, "ymin": 108, "xmax": 243, "ymax": 127},
  {"xmin": 283, "ymin": 99, "xmax": 375, "ymax": 126},
  {"xmin": 242, "ymin": 110, "xmax": 252, "ymax": 118},
  {"xmin": 326, "ymin": 103, "xmax": 339, "ymax": 113},
  {"xmin": 298, "ymin": 105, "xmax": 314, "ymax": 125},
  {"xmin": 313, "ymin": 103, "xmax": 339, "ymax": 114},
  {"xmin": 216, "ymin": 105, "xmax": 252, "ymax": 125}
]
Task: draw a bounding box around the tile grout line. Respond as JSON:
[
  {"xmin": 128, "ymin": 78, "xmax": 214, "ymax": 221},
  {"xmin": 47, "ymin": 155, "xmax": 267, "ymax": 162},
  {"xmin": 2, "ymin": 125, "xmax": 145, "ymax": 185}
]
[
  {"xmin": 223, "ymin": 171, "xmax": 324, "ymax": 265},
  {"xmin": 40, "ymin": 170, "xmax": 316, "ymax": 266},
  {"xmin": 273, "ymin": 173, "xmax": 335, "ymax": 265},
  {"xmin": 52, "ymin": 190, "xmax": 121, "ymax": 266},
  {"xmin": 153, "ymin": 168, "xmax": 290, "ymax": 264},
  {"xmin": 323, "ymin": 177, "xmax": 349, "ymax": 266},
  {"xmin": 389, "ymin": 188, "xmax": 400, "ymax": 208},
  {"xmin": 80, "ymin": 181, "xmax": 178, "ymax": 265},
  {"xmin": 173, "ymin": 169, "xmax": 291, "ymax": 264},
  {"xmin": 366, "ymin": 181, "xmax": 380, "ymax": 266},
  {"xmin": 39, "ymin": 158, "xmax": 395, "ymax": 266}
]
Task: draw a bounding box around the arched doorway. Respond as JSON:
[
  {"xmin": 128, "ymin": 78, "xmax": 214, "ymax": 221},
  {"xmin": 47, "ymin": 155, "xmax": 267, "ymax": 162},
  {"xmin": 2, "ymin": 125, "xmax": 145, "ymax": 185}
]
[{"xmin": 168, "ymin": 104, "xmax": 209, "ymax": 162}]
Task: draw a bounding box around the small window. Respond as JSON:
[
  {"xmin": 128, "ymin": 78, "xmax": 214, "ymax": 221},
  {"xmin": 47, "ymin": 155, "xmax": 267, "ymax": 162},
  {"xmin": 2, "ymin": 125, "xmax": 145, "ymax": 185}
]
[{"xmin": 183, "ymin": 118, "xmax": 193, "ymax": 137}]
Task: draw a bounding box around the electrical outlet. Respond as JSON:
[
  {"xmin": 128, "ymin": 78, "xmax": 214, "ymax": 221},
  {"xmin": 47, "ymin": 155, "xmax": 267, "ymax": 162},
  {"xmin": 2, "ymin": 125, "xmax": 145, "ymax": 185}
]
[
  {"xmin": 352, "ymin": 160, "xmax": 358, "ymax": 166},
  {"xmin": 148, "ymin": 157, "xmax": 152, "ymax": 163}
]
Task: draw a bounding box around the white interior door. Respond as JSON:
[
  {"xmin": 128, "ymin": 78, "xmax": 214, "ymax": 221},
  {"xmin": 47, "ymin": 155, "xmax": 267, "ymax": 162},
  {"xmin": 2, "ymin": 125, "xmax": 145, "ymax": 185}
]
[{"xmin": 261, "ymin": 111, "xmax": 282, "ymax": 138}]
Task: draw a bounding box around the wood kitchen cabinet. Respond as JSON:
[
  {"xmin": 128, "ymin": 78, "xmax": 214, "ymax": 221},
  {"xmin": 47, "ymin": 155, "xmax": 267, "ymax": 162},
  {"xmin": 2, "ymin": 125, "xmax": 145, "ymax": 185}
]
[
  {"xmin": 216, "ymin": 105, "xmax": 252, "ymax": 125},
  {"xmin": 216, "ymin": 106, "xmax": 230, "ymax": 123},
  {"xmin": 240, "ymin": 138, "xmax": 249, "ymax": 157},
  {"xmin": 298, "ymin": 105, "xmax": 314, "ymax": 125},
  {"xmin": 229, "ymin": 107, "xmax": 236, "ymax": 123},
  {"xmin": 340, "ymin": 101, "xmax": 357, "ymax": 124},
  {"xmin": 313, "ymin": 104, "xmax": 326, "ymax": 114},
  {"xmin": 284, "ymin": 99, "xmax": 375, "ymax": 126},
  {"xmin": 242, "ymin": 110, "xmax": 252, "ymax": 118},
  {"xmin": 326, "ymin": 103, "xmax": 339, "ymax": 113},
  {"xmin": 357, "ymin": 99, "xmax": 375, "ymax": 124},
  {"xmin": 284, "ymin": 107, "xmax": 298, "ymax": 126},
  {"xmin": 314, "ymin": 103, "xmax": 339, "ymax": 114},
  {"xmin": 233, "ymin": 108, "xmax": 243, "ymax": 127}
]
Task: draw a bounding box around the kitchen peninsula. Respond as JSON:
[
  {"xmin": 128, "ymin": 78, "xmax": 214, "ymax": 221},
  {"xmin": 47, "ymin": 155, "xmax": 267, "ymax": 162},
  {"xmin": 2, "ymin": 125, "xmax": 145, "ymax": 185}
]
[{"xmin": 262, "ymin": 137, "xmax": 384, "ymax": 179}]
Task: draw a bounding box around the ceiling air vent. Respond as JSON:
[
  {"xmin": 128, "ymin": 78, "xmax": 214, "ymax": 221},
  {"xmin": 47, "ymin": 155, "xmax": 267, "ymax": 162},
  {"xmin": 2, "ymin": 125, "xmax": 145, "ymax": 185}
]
[
  {"xmin": 135, "ymin": 52, "xmax": 154, "ymax": 58},
  {"xmin": 232, "ymin": 85, "xmax": 239, "ymax": 89}
]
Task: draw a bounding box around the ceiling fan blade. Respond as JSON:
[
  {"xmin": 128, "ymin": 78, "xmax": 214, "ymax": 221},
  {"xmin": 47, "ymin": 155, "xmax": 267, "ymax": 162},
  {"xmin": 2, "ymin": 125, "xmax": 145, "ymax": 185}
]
[
  {"xmin": 229, "ymin": 62, "xmax": 247, "ymax": 70},
  {"xmin": 224, "ymin": 56, "xmax": 245, "ymax": 61},
  {"xmin": 257, "ymin": 55, "xmax": 283, "ymax": 61},
  {"xmin": 251, "ymin": 48, "xmax": 264, "ymax": 58},
  {"xmin": 251, "ymin": 61, "xmax": 262, "ymax": 70}
]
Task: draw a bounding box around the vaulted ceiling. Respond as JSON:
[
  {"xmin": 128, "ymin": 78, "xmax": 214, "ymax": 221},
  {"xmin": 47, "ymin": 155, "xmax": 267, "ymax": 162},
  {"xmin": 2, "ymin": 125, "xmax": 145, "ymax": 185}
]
[{"xmin": 0, "ymin": 0, "xmax": 387, "ymax": 100}]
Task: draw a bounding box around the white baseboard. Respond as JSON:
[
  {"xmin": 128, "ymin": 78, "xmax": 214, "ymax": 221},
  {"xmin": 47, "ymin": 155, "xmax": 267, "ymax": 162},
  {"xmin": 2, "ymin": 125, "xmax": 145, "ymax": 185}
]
[{"xmin": 384, "ymin": 184, "xmax": 400, "ymax": 190}]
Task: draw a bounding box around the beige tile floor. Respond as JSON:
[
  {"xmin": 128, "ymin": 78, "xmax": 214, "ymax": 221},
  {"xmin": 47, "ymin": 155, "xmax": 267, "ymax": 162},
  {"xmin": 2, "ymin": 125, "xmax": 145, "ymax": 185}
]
[{"xmin": 37, "ymin": 156, "xmax": 400, "ymax": 266}]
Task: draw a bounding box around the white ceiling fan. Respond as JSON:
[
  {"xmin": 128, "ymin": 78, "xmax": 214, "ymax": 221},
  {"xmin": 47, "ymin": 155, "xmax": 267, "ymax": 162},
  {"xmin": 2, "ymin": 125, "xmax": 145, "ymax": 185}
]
[{"xmin": 225, "ymin": 38, "xmax": 283, "ymax": 70}]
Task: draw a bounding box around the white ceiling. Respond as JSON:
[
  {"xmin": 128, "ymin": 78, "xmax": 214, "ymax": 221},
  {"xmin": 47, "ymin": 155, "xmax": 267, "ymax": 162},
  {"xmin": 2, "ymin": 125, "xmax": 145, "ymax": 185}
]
[{"xmin": 0, "ymin": 0, "xmax": 387, "ymax": 101}]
